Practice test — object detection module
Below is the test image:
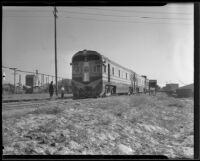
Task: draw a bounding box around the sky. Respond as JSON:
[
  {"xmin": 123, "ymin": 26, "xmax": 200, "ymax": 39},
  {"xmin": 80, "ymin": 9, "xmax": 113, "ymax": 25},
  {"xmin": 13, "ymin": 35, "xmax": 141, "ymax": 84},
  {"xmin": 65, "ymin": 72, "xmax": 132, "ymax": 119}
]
[{"xmin": 2, "ymin": 3, "xmax": 194, "ymax": 87}]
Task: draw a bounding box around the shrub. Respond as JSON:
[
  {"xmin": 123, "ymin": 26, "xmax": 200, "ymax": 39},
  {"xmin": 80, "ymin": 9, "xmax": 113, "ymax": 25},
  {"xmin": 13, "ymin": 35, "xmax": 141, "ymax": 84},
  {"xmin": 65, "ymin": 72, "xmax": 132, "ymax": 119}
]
[
  {"xmin": 168, "ymin": 100, "xmax": 184, "ymax": 108},
  {"xmin": 31, "ymin": 105, "xmax": 65, "ymax": 115},
  {"xmin": 98, "ymin": 114, "xmax": 112, "ymax": 126}
]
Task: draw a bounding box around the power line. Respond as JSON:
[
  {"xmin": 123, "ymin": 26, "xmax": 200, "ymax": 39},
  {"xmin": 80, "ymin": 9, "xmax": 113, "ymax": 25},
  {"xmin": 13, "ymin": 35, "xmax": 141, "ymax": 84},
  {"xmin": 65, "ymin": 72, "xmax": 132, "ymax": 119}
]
[
  {"xmin": 78, "ymin": 7, "xmax": 193, "ymax": 15},
  {"xmin": 60, "ymin": 15, "xmax": 192, "ymax": 25},
  {"xmin": 4, "ymin": 9, "xmax": 193, "ymax": 21},
  {"xmin": 2, "ymin": 66, "xmax": 65, "ymax": 79},
  {"xmin": 4, "ymin": 14, "xmax": 193, "ymax": 23},
  {"xmin": 59, "ymin": 10, "xmax": 192, "ymax": 20},
  {"xmin": 4, "ymin": 10, "xmax": 192, "ymax": 24},
  {"xmin": 3, "ymin": 9, "xmax": 51, "ymax": 13},
  {"xmin": 4, "ymin": 15, "xmax": 52, "ymax": 18}
]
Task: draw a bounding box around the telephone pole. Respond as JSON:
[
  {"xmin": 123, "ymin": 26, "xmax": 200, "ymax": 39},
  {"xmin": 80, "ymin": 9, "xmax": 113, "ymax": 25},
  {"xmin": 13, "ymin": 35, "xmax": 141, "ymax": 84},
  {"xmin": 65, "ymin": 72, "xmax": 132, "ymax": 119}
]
[{"xmin": 53, "ymin": 6, "xmax": 58, "ymax": 96}]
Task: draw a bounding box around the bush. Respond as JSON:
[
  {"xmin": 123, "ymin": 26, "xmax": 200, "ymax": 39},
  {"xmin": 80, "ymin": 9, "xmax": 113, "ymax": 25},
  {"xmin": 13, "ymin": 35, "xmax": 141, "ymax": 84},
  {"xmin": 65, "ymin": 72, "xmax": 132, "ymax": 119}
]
[
  {"xmin": 130, "ymin": 95, "xmax": 155, "ymax": 108},
  {"xmin": 31, "ymin": 105, "xmax": 65, "ymax": 115},
  {"xmin": 168, "ymin": 100, "xmax": 184, "ymax": 108},
  {"xmin": 98, "ymin": 114, "xmax": 112, "ymax": 125}
]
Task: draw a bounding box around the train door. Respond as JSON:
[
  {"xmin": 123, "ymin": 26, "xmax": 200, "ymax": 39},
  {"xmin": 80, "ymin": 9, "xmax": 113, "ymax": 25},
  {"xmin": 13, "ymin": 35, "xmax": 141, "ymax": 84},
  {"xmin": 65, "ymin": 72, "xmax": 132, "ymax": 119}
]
[{"xmin": 108, "ymin": 64, "xmax": 110, "ymax": 82}]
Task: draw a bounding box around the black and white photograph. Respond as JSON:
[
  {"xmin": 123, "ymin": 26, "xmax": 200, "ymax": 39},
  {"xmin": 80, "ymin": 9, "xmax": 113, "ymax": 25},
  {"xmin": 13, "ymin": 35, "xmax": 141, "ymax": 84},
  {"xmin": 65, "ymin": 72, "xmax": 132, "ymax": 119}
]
[{"xmin": 2, "ymin": 3, "xmax": 195, "ymax": 158}]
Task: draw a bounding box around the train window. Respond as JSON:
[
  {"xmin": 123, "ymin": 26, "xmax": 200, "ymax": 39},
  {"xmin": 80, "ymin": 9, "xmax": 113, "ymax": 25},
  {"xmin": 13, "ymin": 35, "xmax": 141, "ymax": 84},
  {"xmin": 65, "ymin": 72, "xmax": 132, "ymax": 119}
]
[
  {"xmin": 87, "ymin": 54, "xmax": 101, "ymax": 61},
  {"xmin": 112, "ymin": 67, "xmax": 114, "ymax": 75},
  {"xmin": 118, "ymin": 70, "xmax": 120, "ymax": 77},
  {"xmin": 73, "ymin": 55, "xmax": 84, "ymax": 62},
  {"xmin": 73, "ymin": 65, "xmax": 79, "ymax": 73},
  {"xmin": 104, "ymin": 65, "xmax": 106, "ymax": 73}
]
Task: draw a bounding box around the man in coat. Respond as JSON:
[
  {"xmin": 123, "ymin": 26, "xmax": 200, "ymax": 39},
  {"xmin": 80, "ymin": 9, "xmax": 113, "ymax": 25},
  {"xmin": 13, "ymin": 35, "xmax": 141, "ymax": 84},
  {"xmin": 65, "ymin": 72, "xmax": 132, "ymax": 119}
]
[{"xmin": 49, "ymin": 81, "xmax": 54, "ymax": 99}]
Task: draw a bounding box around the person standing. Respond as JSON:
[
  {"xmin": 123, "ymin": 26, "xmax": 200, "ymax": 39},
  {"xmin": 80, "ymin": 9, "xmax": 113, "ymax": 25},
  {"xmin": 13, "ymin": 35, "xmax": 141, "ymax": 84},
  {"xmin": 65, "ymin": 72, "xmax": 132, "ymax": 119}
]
[
  {"xmin": 61, "ymin": 85, "xmax": 65, "ymax": 99},
  {"xmin": 49, "ymin": 81, "xmax": 54, "ymax": 99}
]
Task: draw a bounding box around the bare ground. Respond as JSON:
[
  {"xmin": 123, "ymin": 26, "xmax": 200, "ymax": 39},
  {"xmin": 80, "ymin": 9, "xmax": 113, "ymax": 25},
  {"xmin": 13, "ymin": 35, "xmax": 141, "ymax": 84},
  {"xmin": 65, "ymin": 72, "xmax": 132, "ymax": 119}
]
[{"xmin": 2, "ymin": 93, "xmax": 193, "ymax": 158}]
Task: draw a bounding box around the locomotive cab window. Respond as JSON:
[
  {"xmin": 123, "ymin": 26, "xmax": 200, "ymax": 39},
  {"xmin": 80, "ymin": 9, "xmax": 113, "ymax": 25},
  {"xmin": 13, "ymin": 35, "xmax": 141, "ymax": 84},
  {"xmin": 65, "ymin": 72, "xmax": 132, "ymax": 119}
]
[
  {"xmin": 87, "ymin": 54, "xmax": 101, "ymax": 61},
  {"xmin": 72, "ymin": 55, "xmax": 85, "ymax": 62},
  {"xmin": 73, "ymin": 64, "xmax": 80, "ymax": 73}
]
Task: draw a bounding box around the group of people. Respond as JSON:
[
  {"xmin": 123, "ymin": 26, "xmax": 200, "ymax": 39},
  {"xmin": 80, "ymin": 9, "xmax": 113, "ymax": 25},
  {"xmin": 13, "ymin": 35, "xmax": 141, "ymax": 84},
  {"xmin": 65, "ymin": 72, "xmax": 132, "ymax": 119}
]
[{"xmin": 49, "ymin": 81, "xmax": 65, "ymax": 99}]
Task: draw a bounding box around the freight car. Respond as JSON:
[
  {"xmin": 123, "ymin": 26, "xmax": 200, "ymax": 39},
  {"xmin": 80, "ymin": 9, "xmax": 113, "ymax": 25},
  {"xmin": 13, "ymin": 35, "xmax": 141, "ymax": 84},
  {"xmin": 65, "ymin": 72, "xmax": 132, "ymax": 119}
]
[{"xmin": 71, "ymin": 50, "xmax": 149, "ymax": 98}]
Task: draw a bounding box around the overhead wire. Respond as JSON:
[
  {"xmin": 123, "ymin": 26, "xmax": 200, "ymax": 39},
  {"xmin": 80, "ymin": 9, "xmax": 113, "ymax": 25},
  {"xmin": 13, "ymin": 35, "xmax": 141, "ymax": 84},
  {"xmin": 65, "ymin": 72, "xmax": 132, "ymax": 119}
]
[
  {"xmin": 3, "ymin": 8, "xmax": 193, "ymax": 25},
  {"xmin": 4, "ymin": 8, "xmax": 193, "ymax": 19},
  {"xmin": 78, "ymin": 7, "xmax": 193, "ymax": 15},
  {"xmin": 59, "ymin": 15, "xmax": 192, "ymax": 25},
  {"xmin": 59, "ymin": 10, "xmax": 192, "ymax": 20},
  {"xmin": 2, "ymin": 66, "xmax": 64, "ymax": 79},
  {"xmin": 57, "ymin": 8, "xmax": 193, "ymax": 25},
  {"xmin": 3, "ymin": 14, "xmax": 193, "ymax": 25}
]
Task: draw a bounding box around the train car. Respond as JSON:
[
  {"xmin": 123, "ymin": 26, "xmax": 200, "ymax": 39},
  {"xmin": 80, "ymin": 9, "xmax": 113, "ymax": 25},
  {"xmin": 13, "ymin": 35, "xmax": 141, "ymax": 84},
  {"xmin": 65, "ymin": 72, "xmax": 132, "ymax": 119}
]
[
  {"xmin": 71, "ymin": 49, "xmax": 148, "ymax": 98},
  {"xmin": 102, "ymin": 54, "xmax": 134, "ymax": 95}
]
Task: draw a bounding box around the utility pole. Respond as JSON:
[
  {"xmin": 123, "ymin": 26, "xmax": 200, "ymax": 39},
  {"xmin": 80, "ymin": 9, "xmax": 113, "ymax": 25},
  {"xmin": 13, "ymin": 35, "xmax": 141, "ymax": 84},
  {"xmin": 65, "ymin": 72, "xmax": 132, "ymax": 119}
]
[
  {"xmin": 53, "ymin": 6, "xmax": 58, "ymax": 96},
  {"xmin": 9, "ymin": 67, "xmax": 17, "ymax": 94}
]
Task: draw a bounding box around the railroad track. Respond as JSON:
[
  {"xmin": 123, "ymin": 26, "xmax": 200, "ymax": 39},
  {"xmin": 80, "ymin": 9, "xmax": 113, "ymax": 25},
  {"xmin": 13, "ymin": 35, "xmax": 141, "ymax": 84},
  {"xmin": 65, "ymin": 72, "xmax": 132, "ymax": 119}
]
[
  {"xmin": 2, "ymin": 94, "xmax": 132, "ymax": 111},
  {"xmin": 2, "ymin": 99, "xmax": 73, "ymax": 111}
]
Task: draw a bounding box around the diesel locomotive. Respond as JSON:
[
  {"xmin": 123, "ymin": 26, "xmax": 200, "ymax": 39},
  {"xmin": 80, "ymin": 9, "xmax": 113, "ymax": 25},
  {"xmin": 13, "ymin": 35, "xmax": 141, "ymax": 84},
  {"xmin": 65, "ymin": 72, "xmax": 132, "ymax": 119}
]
[{"xmin": 71, "ymin": 49, "xmax": 149, "ymax": 98}]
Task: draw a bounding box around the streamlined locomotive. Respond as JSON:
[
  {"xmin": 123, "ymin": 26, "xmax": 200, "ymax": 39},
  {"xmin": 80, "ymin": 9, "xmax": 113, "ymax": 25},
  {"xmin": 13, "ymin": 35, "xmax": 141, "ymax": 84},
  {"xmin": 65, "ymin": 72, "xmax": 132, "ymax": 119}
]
[{"xmin": 71, "ymin": 49, "xmax": 149, "ymax": 98}]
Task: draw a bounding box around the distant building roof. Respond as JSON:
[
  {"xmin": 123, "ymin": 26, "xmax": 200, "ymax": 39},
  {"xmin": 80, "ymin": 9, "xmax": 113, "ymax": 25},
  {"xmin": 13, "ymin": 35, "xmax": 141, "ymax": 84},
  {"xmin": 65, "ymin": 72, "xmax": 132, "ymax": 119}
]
[{"xmin": 179, "ymin": 83, "xmax": 193, "ymax": 91}]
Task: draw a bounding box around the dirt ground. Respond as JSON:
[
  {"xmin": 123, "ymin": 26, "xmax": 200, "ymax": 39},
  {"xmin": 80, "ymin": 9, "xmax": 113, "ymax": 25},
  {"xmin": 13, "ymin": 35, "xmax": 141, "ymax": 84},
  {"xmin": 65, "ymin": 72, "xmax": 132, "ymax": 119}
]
[{"xmin": 2, "ymin": 93, "xmax": 193, "ymax": 158}]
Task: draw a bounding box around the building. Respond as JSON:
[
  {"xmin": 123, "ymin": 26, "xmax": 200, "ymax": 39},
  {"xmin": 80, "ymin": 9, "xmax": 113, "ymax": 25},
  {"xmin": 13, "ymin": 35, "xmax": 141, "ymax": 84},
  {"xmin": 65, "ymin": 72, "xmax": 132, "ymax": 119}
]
[
  {"xmin": 176, "ymin": 83, "xmax": 193, "ymax": 98},
  {"xmin": 162, "ymin": 83, "xmax": 179, "ymax": 92}
]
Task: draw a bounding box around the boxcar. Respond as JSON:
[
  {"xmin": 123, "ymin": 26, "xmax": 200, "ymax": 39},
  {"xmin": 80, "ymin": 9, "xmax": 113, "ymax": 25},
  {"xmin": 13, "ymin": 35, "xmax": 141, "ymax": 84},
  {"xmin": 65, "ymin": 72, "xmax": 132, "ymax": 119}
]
[{"xmin": 71, "ymin": 49, "xmax": 149, "ymax": 98}]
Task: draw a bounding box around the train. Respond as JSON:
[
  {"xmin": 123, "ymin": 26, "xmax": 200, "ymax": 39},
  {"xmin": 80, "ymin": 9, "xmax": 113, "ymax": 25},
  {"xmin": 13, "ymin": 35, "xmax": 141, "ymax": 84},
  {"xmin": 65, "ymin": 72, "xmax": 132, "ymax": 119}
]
[{"xmin": 71, "ymin": 49, "xmax": 151, "ymax": 98}]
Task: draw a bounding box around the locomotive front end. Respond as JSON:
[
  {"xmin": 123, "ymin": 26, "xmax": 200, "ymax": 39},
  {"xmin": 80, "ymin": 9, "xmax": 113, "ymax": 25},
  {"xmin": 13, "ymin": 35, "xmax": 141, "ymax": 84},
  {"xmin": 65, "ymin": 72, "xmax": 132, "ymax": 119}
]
[{"xmin": 71, "ymin": 50, "xmax": 103, "ymax": 98}]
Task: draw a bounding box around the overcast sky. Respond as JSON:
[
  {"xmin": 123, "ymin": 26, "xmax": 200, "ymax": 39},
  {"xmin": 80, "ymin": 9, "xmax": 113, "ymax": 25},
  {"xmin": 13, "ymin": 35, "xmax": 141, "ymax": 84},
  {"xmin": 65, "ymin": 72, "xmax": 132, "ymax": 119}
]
[{"xmin": 2, "ymin": 3, "xmax": 194, "ymax": 87}]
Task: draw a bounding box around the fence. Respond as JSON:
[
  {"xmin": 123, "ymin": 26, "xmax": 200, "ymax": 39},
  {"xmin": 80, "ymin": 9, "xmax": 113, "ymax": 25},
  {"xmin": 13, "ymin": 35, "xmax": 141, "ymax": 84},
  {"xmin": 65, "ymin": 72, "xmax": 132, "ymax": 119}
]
[{"xmin": 2, "ymin": 66, "xmax": 71, "ymax": 94}]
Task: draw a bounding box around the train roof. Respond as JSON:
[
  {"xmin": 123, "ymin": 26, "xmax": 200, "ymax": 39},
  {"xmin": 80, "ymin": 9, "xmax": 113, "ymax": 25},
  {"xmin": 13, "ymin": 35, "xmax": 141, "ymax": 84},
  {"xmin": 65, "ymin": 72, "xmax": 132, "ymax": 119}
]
[
  {"xmin": 73, "ymin": 50, "xmax": 136, "ymax": 73},
  {"xmin": 72, "ymin": 50, "xmax": 101, "ymax": 60},
  {"xmin": 102, "ymin": 55, "xmax": 135, "ymax": 74},
  {"xmin": 72, "ymin": 50, "xmax": 148, "ymax": 78}
]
